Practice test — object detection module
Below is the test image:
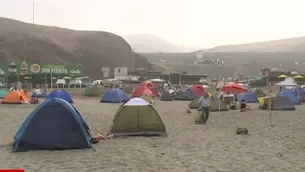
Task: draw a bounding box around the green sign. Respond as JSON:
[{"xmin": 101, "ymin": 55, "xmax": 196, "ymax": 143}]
[{"xmin": 0, "ymin": 62, "xmax": 83, "ymax": 76}]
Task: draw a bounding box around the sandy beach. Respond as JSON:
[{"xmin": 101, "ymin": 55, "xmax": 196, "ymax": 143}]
[{"xmin": 0, "ymin": 97, "xmax": 305, "ymax": 172}]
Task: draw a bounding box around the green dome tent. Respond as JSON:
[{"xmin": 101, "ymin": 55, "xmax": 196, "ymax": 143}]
[
  {"xmin": 188, "ymin": 98, "xmax": 228, "ymax": 111},
  {"xmin": 140, "ymin": 94, "xmax": 154, "ymax": 103},
  {"xmin": 82, "ymin": 86, "xmax": 107, "ymax": 97},
  {"xmin": 0, "ymin": 89, "xmax": 9, "ymax": 99},
  {"xmin": 188, "ymin": 97, "xmax": 200, "ymax": 109},
  {"xmin": 210, "ymin": 99, "xmax": 229, "ymax": 111},
  {"xmin": 108, "ymin": 98, "xmax": 166, "ymax": 137}
]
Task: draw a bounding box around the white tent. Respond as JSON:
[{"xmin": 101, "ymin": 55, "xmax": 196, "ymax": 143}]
[
  {"xmin": 124, "ymin": 98, "xmax": 150, "ymax": 106},
  {"xmin": 275, "ymin": 77, "xmax": 298, "ymax": 86},
  {"xmin": 150, "ymin": 78, "xmax": 165, "ymax": 82}
]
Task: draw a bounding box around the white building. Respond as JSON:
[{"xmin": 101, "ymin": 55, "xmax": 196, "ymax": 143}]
[{"xmin": 114, "ymin": 67, "xmax": 128, "ymax": 80}]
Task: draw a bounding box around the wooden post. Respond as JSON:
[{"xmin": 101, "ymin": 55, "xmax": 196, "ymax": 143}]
[{"xmin": 268, "ymin": 81, "xmax": 273, "ymax": 127}]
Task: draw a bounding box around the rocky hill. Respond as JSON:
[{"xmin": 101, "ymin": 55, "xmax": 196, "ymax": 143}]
[
  {"xmin": 207, "ymin": 37, "xmax": 305, "ymax": 52},
  {"xmin": 123, "ymin": 34, "xmax": 201, "ymax": 53},
  {"xmin": 0, "ymin": 17, "xmax": 150, "ymax": 78}
]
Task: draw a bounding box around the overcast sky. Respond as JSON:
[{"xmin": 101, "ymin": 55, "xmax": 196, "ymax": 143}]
[{"xmin": 1, "ymin": 0, "xmax": 305, "ymax": 48}]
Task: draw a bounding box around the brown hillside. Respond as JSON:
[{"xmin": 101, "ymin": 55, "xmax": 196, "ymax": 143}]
[
  {"xmin": 0, "ymin": 17, "xmax": 150, "ymax": 78},
  {"xmin": 143, "ymin": 52, "xmax": 305, "ymax": 77},
  {"xmin": 208, "ymin": 37, "xmax": 305, "ymax": 52}
]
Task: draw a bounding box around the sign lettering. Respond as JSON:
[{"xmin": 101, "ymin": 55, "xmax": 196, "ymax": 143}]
[
  {"xmin": 70, "ymin": 69, "xmax": 81, "ymax": 74},
  {"xmin": 41, "ymin": 68, "xmax": 68, "ymax": 74}
]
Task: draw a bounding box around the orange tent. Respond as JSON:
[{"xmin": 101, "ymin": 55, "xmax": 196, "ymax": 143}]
[{"xmin": 2, "ymin": 90, "xmax": 30, "ymax": 104}]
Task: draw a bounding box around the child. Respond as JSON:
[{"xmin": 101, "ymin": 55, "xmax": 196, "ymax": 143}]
[{"xmin": 240, "ymin": 99, "xmax": 250, "ymax": 112}]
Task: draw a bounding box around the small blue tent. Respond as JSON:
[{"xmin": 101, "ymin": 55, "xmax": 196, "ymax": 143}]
[
  {"xmin": 291, "ymin": 87, "xmax": 305, "ymax": 102},
  {"xmin": 174, "ymin": 88, "xmax": 198, "ymax": 100},
  {"xmin": 236, "ymin": 92, "xmax": 258, "ymax": 103},
  {"xmin": 12, "ymin": 98, "xmax": 92, "ymax": 152},
  {"xmin": 281, "ymin": 89, "xmax": 300, "ymax": 105},
  {"xmin": 100, "ymin": 89, "xmax": 129, "ymax": 103},
  {"xmin": 46, "ymin": 90, "xmax": 73, "ymax": 103}
]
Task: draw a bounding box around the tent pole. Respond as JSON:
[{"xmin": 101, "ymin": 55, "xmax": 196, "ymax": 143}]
[
  {"xmin": 50, "ymin": 72, "xmax": 53, "ymax": 92},
  {"xmin": 218, "ymin": 96, "xmax": 220, "ymax": 112},
  {"xmin": 268, "ymin": 82, "xmax": 273, "ymax": 127}
]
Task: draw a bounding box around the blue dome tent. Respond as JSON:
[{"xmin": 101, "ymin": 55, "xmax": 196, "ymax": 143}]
[
  {"xmin": 46, "ymin": 89, "xmax": 73, "ymax": 103},
  {"xmin": 12, "ymin": 98, "xmax": 92, "ymax": 152},
  {"xmin": 174, "ymin": 88, "xmax": 198, "ymax": 100},
  {"xmin": 100, "ymin": 89, "xmax": 129, "ymax": 103},
  {"xmin": 281, "ymin": 89, "xmax": 300, "ymax": 105},
  {"xmin": 235, "ymin": 92, "xmax": 258, "ymax": 103},
  {"xmin": 291, "ymin": 87, "xmax": 305, "ymax": 103}
]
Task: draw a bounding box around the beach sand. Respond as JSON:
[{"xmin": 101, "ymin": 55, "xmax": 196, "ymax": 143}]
[{"xmin": 0, "ymin": 98, "xmax": 305, "ymax": 172}]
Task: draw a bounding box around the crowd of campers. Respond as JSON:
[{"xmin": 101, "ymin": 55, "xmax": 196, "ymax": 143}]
[{"xmin": 1, "ymin": 75, "xmax": 305, "ymax": 152}]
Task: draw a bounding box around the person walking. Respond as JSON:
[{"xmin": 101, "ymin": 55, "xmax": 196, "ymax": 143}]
[{"xmin": 198, "ymin": 92, "xmax": 211, "ymax": 124}]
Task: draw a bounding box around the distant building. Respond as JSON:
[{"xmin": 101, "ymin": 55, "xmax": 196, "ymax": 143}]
[{"xmin": 114, "ymin": 67, "xmax": 128, "ymax": 80}]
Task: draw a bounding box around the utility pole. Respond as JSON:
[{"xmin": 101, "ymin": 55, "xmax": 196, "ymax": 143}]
[
  {"xmin": 32, "ymin": 0, "xmax": 35, "ymax": 24},
  {"xmin": 132, "ymin": 48, "xmax": 135, "ymax": 72}
]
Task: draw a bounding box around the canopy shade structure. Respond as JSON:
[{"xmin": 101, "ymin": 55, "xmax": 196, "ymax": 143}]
[
  {"xmin": 275, "ymin": 78, "xmax": 297, "ymax": 87},
  {"xmin": 278, "ymin": 75, "xmax": 288, "ymax": 78}
]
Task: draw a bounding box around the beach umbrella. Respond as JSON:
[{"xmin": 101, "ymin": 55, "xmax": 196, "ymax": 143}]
[
  {"xmin": 222, "ymin": 83, "xmax": 248, "ymax": 94},
  {"xmin": 294, "ymin": 75, "xmax": 304, "ymax": 79},
  {"xmin": 278, "ymin": 75, "xmax": 288, "ymax": 78}
]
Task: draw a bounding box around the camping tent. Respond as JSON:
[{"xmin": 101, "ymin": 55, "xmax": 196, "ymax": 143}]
[
  {"xmin": 82, "ymin": 85, "xmax": 106, "ymax": 97},
  {"xmin": 36, "ymin": 92, "xmax": 48, "ymax": 98},
  {"xmin": 100, "ymin": 89, "xmax": 129, "ymax": 103},
  {"xmin": 235, "ymin": 92, "xmax": 259, "ymax": 103},
  {"xmin": 188, "ymin": 98, "xmax": 228, "ymax": 111},
  {"xmin": 191, "ymin": 85, "xmax": 204, "ymax": 97},
  {"xmin": 160, "ymin": 91, "xmax": 173, "ymax": 101},
  {"xmin": 31, "ymin": 89, "xmax": 48, "ymax": 98},
  {"xmin": 188, "ymin": 97, "xmax": 200, "ymax": 109},
  {"xmin": 253, "ymin": 88, "xmax": 266, "ymax": 97},
  {"xmin": 2, "ymin": 90, "xmax": 29, "ymax": 104},
  {"xmin": 281, "ymin": 89, "xmax": 300, "ymax": 105},
  {"xmin": 0, "ymin": 89, "xmax": 9, "ymax": 99},
  {"xmin": 12, "ymin": 98, "xmax": 92, "ymax": 152},
  {"xmin": 174, "ymin": 88, "xmax": 197, "ymax": 100},
  {"xmin": 275, "ymin": 77, "xmax": 297, "ymax": 86},
  {"xmin": 262, "ymin": 96, "xmax": 296, "ymax": 110},
  {"xmin": 210, "ymin": 99, "xmax": 229, "ymax": 111},
  {"xmin": 108, "ymin": 98, "xmax": 166, "ymax": 137},
  {"xmin": 46, "ymin": 90, "xmax": 73, "ymax": 103},
  {"xmin": 219, "ymin": 93, "xmax": 235, "ymax": 105},
  {"xmin": 131, "ymin": 86, "xmax": 153, "ymax": 98},
  {"xmin": 291, "ymin": 87, "xmax": 305, "ymax": 102},
  {"xmin": 139, "ymin": 94, "xmax": 154, "ymax": 103}
]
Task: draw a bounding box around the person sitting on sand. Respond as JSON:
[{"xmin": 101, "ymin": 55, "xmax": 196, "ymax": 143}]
[
  {"xmin": 240, "ymin": 99, "xmax": 250, "ymax": 112},
  {"xmin": 30, "ymin": 93, "xmax": 39, "ymax": 104}
]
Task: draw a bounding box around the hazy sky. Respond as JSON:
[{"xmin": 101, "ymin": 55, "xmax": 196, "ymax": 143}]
[{"xmin": 1, "ymin": 0, "xmax": 305, "ymax": 48}]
